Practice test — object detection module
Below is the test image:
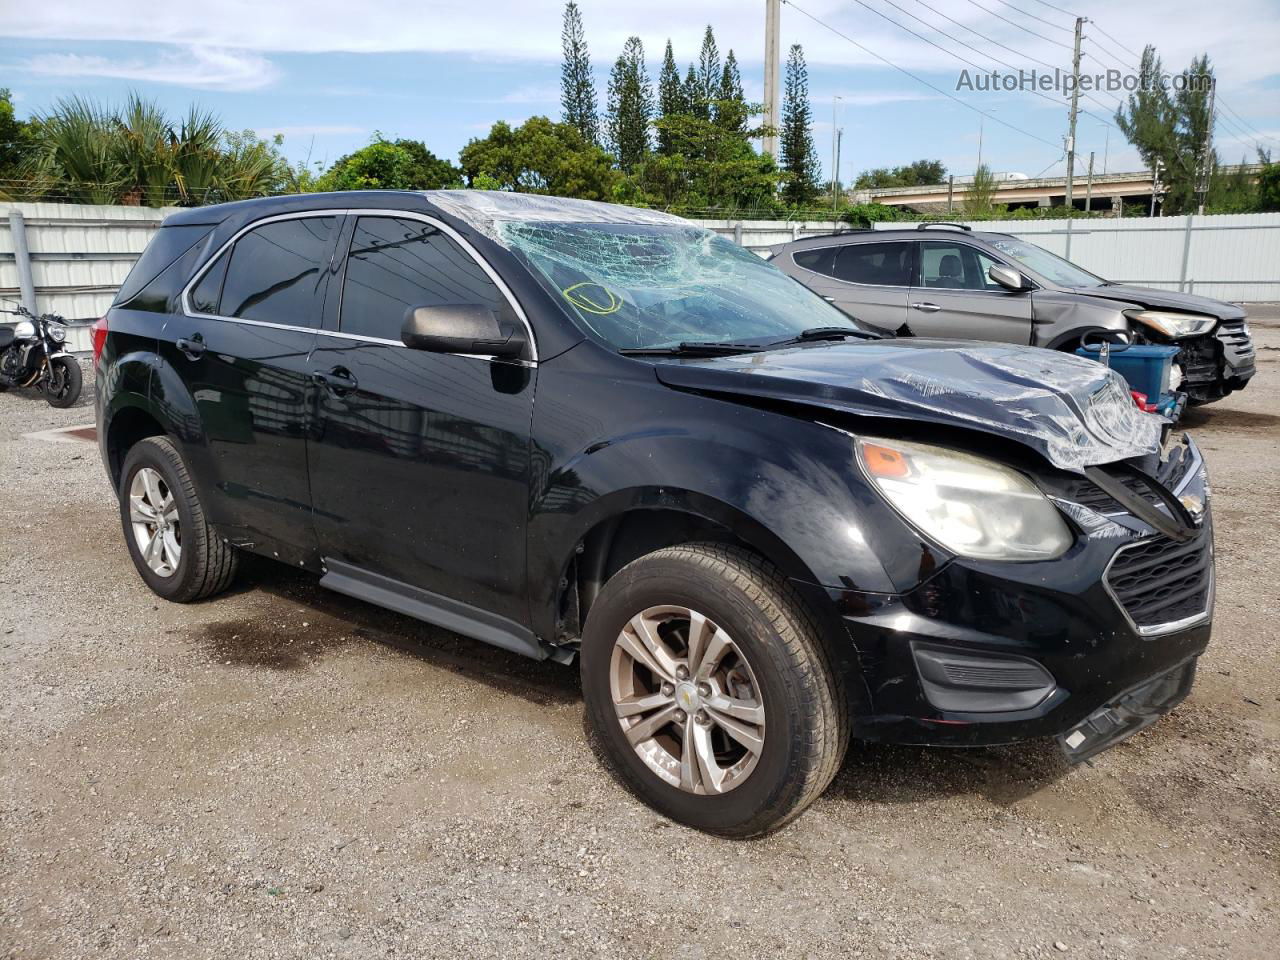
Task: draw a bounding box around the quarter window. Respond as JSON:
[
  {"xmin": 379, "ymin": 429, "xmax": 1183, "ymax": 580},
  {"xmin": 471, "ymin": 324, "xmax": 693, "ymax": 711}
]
[
  {"xmin": 791, "ymin": 247, "xmax": 835, "ymax": 275},
  {"xmin": 832, "ymin": 242, "xmax": 912, "ymax": 286},
  {"xmin": 190, "ymin": 254, "xmax": 228, "ymax": 314},
  {"xmin": 218, "ymin": 216, "xmax": 339, "ymax": 325},
  {"xmin": 339, "ymin": 217, "xmax": 504, "ymax": 341}
]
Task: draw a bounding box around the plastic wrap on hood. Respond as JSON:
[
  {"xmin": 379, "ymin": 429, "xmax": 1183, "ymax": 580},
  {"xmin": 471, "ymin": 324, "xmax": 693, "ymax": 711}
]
[
  {"xmin": 426, "ymin": 190, "xmax": 686, "ymax": 245},
  {"xmin": 654, "ymin": 341, "xmax": 1164, "ymax": 474}
]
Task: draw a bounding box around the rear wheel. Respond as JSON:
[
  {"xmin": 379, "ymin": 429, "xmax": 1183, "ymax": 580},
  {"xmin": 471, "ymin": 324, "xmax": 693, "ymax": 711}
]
[
  {"xmin": 581, "ymin": 543, "xmax": 849, "ymax": 838},
  {"xmin": 118, "ymin": 436, "xmax": 237, "ymax": 602}
]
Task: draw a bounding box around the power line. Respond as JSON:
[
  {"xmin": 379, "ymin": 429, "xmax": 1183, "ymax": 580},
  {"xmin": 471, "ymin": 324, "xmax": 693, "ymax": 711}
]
[
  {"xmin": 1089, "ymin": 21, "xmax": 1142, "ymax": 60},
  {"xmin": 1024, "ymin": 0, "xmax": 1079, "ymax": 18},
  {"xmin": 906, "ymin": 0, "xmax": 1058, "ymax": 71},
  {"xmin": 960, "ymin": 0, "xmax": 1074, "ymax": 50},
  {"xmin": 984, "ymin": 0, "xmax": 1074, "ymax": 34},
  {"xmin": 1216, "ymin": 97, "xmax": 1280, "ymax": 146},
  {"xmin": 780, "ymin": 0, "xmax": 1062, "ymax": 149}
]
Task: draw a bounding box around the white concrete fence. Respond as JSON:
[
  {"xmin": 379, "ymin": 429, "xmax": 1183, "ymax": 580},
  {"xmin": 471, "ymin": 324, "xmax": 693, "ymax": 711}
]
[{"xmin": 4, "ymin": 201, "xmax": 1279, "ymax": 353}]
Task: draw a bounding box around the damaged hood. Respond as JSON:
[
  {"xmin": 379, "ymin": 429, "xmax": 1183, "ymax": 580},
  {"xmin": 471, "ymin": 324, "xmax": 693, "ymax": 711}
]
[
  {"xmin": 1067, "ymin": 283, "xmax": 1245, "ymax": 320},
  {"xmin": 653, "ymin": 339, "xmax": 1163, "ymax": 474}
]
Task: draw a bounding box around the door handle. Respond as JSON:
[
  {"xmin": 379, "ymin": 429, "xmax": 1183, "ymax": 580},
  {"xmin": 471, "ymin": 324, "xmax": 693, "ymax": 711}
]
[
  {"xmin": 910, "ymin": 302, "xmax": 942, "ymax": 313},
  {"xmin": 822, "ymin": 296, "xmax": 836, "ymax": 302},
  {"xmin": 313, "ymin": 366, "xmax": 358, "ymax": 395},
  {"xmin": 176, "ymin": 334, "xmax": 206, "ymax": 359}
]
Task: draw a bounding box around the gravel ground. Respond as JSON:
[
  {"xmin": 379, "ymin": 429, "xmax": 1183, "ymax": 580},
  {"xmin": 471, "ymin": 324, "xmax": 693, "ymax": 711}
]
[{"xmin": 2, "ymin": 312, "xmax": 1277, "ymax": 959}]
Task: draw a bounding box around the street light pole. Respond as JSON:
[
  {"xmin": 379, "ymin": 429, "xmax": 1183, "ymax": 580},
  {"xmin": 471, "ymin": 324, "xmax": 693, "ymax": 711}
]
[
  {"xmin": 763, "ymin": 0, "xmax": 781, "ymax": 158},
  {"xmin": 831, "ymin": 95, "xmax": 841, "ymax": 214}
]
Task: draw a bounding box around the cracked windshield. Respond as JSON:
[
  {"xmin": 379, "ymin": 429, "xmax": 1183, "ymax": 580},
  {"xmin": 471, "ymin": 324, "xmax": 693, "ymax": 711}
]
[{"xmin": 498, "ymin": 221, "xmax": 860, "ymax": 350}]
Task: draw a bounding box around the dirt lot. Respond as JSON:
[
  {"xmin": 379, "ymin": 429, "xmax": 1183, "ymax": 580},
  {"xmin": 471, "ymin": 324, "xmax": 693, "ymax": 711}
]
[{"xmin": 2, "ymin": 312, "xmax": 1278, "ymax": 960}]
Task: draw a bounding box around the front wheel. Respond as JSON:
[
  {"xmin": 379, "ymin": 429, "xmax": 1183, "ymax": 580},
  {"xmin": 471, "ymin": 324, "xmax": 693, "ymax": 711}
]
[
  {"xmin": 43, "ymin": 357, "xmax": 82, "ymax": 407},
  {"xmin": 580, "ymin": 543, "xmax": 850, "ymax": 838}
]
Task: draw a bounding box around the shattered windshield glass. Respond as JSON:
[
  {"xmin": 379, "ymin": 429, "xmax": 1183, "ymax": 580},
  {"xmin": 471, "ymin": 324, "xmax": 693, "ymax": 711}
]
[
  {"xmin": 987, "ymin": 237, "xmax": 1106, "ymax": 288},
  {"xmin": 496, "ymin": 221, "xmax": 862, "ymax": 350}
]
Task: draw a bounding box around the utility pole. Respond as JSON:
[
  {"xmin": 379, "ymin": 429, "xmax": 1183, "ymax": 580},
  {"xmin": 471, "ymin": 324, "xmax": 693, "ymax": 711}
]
[
  {"xmin": 831, "ymin": 95, "xmax": 841, "ymax": 214},
  {"xmin": 1064, "ymin": 16, "xmax": 1084, "ymax": 211},
  {"xmin": 1150, "ymin": 158, "xmax": 1163, "ymax": 217},
  {"xmin": 833, "ymin": 127, "xmax": 844, "ymax": 216},
  {"xmin": 1084, "ymin": 151, "xmax": 1094, "ymax": 213},
  {"xmin": 763, "ymin": 0, "xmax": 781, "ymax": 158},
  {"xmin": 1197, "ymin": 76, "xmax": 1217, "ymax": 215}
]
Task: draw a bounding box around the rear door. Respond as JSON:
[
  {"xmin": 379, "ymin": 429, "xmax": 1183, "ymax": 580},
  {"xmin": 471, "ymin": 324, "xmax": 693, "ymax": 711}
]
[
  {"xmin": 796, "ymin": 240, "xmax": 912, "ymax": 334},
  {"xmin": 907, "ymin": 240, "xmax": 1034, "ymax": 343},
  {"xmin": 306, "ymin": 213, "xmax": 537, "ymax": 630},
  {"xmin": 162, "ymin": 213, "xmax": 342, "ymax": 561}
]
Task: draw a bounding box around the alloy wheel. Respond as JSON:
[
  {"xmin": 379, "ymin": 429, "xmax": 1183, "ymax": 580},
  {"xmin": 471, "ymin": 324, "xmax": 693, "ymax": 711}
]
[
  {"xmin": 609, "ymin": 605, "xmax": 766, "ymax": 795},
  {"xmin": 129, "ymin": 467, "xmax": 181, "ymax": 577}
]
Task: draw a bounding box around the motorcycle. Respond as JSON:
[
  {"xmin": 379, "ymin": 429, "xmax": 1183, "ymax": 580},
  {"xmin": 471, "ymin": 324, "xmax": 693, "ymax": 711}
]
[{"xmin": 0, "ymin": 303, "xmax": 83, "ymax": 408}]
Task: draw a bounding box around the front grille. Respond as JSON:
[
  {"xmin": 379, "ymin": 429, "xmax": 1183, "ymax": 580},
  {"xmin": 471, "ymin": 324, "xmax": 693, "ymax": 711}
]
[
  {"xmin": 1105, "ymin": 534, "xmax": 1212, "ymax": 632},
  {"xmin": 1217, "ymin": 318, "xmax": 1251, "ymax": 346},
  {"xmin": 1066, "ymin": 457, "xmax": 1194, "ymax": 515}
]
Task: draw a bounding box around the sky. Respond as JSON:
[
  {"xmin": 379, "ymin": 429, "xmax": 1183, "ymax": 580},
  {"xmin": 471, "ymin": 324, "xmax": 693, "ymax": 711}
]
[{"xmin": 2, "ymin": 0, "xmax": 1278, "ymax": 186}]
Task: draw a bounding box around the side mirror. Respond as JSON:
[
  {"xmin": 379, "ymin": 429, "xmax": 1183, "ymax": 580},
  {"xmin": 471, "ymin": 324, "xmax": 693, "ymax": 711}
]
[
  {"xmin": 401, "ymin": 303, "xmax": 527, "ymax": 359},
  {"xmin": 988, "ymin": 264, "xmax": 1028, "ymax": 292}
]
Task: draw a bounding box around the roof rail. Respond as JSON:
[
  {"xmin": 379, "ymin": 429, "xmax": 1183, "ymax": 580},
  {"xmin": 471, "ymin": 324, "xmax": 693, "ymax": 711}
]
[{"xmin": 916, "ymin": 222, "xmax": 973, "ymax": 232}]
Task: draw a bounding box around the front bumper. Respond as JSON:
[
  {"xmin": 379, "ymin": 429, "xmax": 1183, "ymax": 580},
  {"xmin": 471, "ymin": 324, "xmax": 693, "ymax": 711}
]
[
  {"xmin": 823, "ymin": 445, "xmax": 1214, "ymax": 756},
  {"xmin": 1176, "ymin": 318, "xmax": 1255, "ymax": 398}
]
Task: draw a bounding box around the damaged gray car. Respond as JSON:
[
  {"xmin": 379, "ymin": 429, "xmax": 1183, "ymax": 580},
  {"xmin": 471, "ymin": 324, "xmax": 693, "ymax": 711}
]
[{"xmin": 771, "ymin": 223, "xmax": 1256, "ymax": 405}]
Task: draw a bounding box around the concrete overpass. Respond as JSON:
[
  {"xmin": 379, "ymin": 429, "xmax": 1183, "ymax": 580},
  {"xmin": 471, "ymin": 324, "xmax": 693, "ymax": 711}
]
[{"xmin": 850, "ymin": 165, "xmax": 1264, "ymax": 215}]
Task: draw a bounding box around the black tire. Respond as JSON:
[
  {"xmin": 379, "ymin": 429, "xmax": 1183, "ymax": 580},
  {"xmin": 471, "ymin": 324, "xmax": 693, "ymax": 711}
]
[
  {"xmin": 44, "ymin": 357, "xmax": 82, "ymax": 408},
  {"xmin": 118, "ymin": 436, "xmax": 238, "ymax": 602},
  {"xmin": 580, "ymin": 543, "xmax": 849, "ymax": 838}
]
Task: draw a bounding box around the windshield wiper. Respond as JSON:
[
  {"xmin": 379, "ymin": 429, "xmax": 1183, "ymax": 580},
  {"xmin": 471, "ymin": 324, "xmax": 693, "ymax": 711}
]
[
  {"xmin": 765, "ymin": 326, "xmax": 876, "ymax": 347},
  {"xmin": 618, "ymin": 341, "xmax": 766, "ymax": 357}
]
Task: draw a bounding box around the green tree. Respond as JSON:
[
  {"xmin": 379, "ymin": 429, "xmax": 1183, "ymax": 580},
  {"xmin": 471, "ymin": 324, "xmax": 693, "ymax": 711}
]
[
  {"xmin": 0, "ymin": 89, "xmax": 35, "ymax": 186},
  {"xmin": 459, "ymin": 116, "xmax": 620, "ymax": 200},
  {"xmin": 560, "ymin": 2, "xmax": 599, "ymax": 146},
  {"xmin": 683, "ymin": 64, "xmax": 706, "ymax": 121},
  {"xmin": 696, "ymin": 26, "xmax": 722, "ymax": 118},
  {"xmin": 964, "ymin": 163, "xmax": 998, "ymax": 216},
  {"xmin": 855, "ymin": 159, "xmax": 946, "ymax": 188},
  {"xmin": 656, "ymin": 40, "xmax": 685, "ymax": 156},
  {"xmin": 318, "ymin": 136, "xmax": 461, "ymax": 191},
  {"xmin": 1115, "ymin": 47, "xmax": 1217, "ymax": 214},
  {"xmin": 1257, "ymin": 161, "xmax": 1280, "ymax": 211},
  {"xmin": 780, "ymin": 44, "xmax": 820, "ymax": 207},
  {"xmin": 716, "ymin": 50, "xmax": 747, "ymax": 133},
  {"xmin": 606, "ymin": 36, "xmax": 653, "ymax": 173}
]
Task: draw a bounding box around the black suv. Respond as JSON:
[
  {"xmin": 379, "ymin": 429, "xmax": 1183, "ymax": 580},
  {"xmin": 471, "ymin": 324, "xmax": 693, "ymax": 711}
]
[{"xmin": 96, "ymin": 191, "xmax": 1214, "ymax": 837}]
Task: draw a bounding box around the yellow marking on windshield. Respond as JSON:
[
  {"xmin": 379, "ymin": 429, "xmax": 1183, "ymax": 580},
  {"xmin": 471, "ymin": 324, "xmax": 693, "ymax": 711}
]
[{"xmin": 563, "ymin": 282, "xmax": 623, "ymax": 315}]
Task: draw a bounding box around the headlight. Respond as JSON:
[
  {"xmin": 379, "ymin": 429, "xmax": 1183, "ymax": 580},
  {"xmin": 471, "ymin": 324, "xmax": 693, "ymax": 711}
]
[
  {"xmin": 856, "ymin": 438, "xmax": 1073, "ymax": 561},
  {"xmin": 47, "ymin": 323, "xmax": 67, "ymax": 343},
  {"xmin": 1127, "ymin": 310, "xmax": 1217, "ymax": 339}
]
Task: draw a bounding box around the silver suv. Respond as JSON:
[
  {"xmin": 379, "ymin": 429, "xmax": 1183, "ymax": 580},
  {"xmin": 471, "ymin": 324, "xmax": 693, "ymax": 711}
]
[{"xmin": 770, "ymin": 223, "xmax": 1255, "ymax": 405}]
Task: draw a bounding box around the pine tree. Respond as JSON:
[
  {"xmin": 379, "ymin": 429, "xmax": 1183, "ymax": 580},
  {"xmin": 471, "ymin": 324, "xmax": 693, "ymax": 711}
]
[
  {"xmin": 683, "ymin": 64, "xmax": 705, "ymax": 120},
  {"xmin": 781, "ymin": 43, "xmax": 821, "ymax": 207},
  {"xmin": 696, "ymin": 26, "xmax": 722, "ymax": 119},
  {"xmin": 607, "ymin": 36, "xmax": 653, "ymax": 172},
  {"xmin": 656, "ymin": 39, "xmax": 684, "ymax": 155},
  {"xmin": 717, "ymin": 49, "xmax": 746, "ymax": 133},
  {"xmin": 560, "ymin": 2, "xmax": 599, "ymax": 146}
]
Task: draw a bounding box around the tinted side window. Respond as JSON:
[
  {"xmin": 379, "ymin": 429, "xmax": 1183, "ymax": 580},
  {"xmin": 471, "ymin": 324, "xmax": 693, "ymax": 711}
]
[
  {"xmin": 791, "ymin": 247, "xmax": 835, "ymax": 275},
  {"xmin": 115, "ymin": 224, "xmax": 213, "ymax": 306},
  {"xmin": 220, "ymin": 217, "xmax": 338, "ymax": 325},
  {"xmin": 339, "ymin": 217, "xmax": 503, "ymax": 340},
  {"xmin": 190, "ymin": 254, "xmax": 228, "ymax": 314},
  {"xmin": 832, "ymin": 242, "xmax": 912, "ymax": 286}
]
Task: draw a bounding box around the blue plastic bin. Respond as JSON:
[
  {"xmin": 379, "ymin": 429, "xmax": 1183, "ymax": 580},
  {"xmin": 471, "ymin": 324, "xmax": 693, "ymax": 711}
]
[{"xmin": 1075, "ymin": 343, "xmax": 1180, "ymax": 400}]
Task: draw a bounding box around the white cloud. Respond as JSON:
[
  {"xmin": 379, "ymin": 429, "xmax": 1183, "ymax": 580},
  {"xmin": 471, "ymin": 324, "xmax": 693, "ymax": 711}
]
[{"xmin": 20, "ymin": 46, "xmax": 278, "ymax": 91}]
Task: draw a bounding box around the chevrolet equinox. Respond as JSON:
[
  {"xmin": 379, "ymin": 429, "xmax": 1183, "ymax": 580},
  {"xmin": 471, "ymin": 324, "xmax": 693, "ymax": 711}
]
[{"xmin": 95, "ymin": 191, "xmax": 1214, "ymax": 837}]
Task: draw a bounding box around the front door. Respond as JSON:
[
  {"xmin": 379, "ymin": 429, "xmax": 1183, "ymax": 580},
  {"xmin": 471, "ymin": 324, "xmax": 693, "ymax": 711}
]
[
  {"xmin": 907, "ymin": 240, "xmax": 1034, "ymax": 343},
  {"xmin": 159, "ymin": 213, "xmax": 341, "ymax": 559},
  {"xmin": 307, "ymin": 214, "xmax": 536, "ymax": 628}
]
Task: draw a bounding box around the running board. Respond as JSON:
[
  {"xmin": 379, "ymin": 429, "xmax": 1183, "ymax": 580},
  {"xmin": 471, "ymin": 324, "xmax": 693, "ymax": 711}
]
[{"xmin": 319, "ymin": 559, "xmax": 549, "ymax": 661}]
